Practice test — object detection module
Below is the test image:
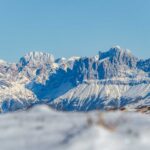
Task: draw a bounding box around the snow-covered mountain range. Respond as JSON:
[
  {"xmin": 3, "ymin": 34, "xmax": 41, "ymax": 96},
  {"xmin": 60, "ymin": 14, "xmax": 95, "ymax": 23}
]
[{"xmin": 0, "ymin": 46, "xmax": 150, "ymax": 112}]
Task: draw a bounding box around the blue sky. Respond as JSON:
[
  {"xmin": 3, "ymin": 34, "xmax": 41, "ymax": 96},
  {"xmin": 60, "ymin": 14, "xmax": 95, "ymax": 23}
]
[{"xmin": 0, "ymin": 0, "xmax": 150, "ymax": 62}]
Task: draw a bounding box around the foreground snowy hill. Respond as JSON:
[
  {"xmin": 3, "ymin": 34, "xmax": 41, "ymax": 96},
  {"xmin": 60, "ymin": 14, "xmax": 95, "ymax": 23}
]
[
  {"xmin": 0, "ymin": 46, "xmax": 150, "ymax": 112},
  {"xmin": 0, "ymin": 105, "xmax": 149, "ymax": 150}
]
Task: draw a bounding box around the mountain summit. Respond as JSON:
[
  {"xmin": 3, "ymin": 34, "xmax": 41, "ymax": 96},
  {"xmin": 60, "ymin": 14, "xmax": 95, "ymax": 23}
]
[
  {"xmin": 19, "ymin": 51, "xmax": 55, "ymax": 67},
  {"xmin": 0, "ymin": 46, "xmax": 150, "ymax": 112}
]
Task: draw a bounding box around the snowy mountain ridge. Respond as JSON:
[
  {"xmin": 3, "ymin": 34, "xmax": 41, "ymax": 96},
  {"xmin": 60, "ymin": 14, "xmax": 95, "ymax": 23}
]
[{"xmin": 0, "ymin": 46, "xmax": 150, "ymax": 112}]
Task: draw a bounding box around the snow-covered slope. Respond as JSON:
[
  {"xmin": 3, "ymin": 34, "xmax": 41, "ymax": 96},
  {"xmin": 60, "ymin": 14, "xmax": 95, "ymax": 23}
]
[
  {"xmin": 0, "ymin": 46, "xmax": 150, "ymax": 112},
  {"xmin": 0, "ymin": 105, "xmax": 149, "ymax": 150},
  {"xmin": 50, "ymin": 79, "xmax": 150, "ymax": 111}
]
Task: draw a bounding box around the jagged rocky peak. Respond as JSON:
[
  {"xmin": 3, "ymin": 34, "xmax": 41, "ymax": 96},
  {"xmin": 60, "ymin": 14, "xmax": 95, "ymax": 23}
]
[
  {"xmin": 19, "ymin": 51, "xmax": 55, "ymax": 67},
  {"xmin": 98, "ymin": 45, "xmax": 138, "ymax": 68},
  {"xmin": 99, "ymin": 45, "xmax": 133, "ymax": 59}
]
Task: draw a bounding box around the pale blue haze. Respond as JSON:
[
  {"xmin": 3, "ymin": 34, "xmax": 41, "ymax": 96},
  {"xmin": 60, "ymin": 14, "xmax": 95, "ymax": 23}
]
[{"xmin": 0, "ymin": 0, "xmax": 150, "ymax": 62}]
